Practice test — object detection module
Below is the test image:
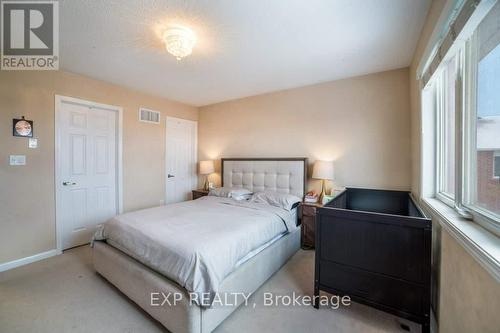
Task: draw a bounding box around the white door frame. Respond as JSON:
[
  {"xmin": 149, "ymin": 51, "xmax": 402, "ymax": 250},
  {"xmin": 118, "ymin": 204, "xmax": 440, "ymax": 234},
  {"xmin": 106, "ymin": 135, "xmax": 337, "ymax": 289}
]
[
  {"xmin": 54, "ymin": 95, "xmax": 123, "ymax": 252},
  {"xmin": 165, "ymin": 116, "xmax": 198, "ymax": 204}
]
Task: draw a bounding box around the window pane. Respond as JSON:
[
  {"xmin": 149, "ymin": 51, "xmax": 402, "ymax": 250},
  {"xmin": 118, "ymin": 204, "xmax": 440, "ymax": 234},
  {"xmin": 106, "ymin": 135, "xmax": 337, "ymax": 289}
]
[
  {"xmin": 494, "ymin": 154, "xmax": 500, "ymax": 178},
  {"xmin": 475, "ymin": 4, "xmax": 500, "ymax": 216},
  {"xmin": 437, "ymin": 57, "xmax": 456, "ymax": 199},
  {"xmin": 443, "ymin": 59, "xmax": 456, "ymax": 196}
]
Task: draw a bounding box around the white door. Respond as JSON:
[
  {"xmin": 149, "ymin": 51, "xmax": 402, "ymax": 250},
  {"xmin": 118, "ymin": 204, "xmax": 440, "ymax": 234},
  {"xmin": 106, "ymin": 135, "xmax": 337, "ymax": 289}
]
[
  {"xmin": 57, "ymin": 99, "xmax": 118, "ymax": 249},
  {"xmin": 166, "ymin": 117, "xmax": 197, "ymax": 204}
]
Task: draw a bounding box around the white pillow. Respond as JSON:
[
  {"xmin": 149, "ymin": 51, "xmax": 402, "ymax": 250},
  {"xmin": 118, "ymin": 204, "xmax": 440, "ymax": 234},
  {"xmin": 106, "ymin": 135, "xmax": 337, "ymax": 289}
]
[
  {"xmin": 208, "ymin": 187, "xmax": 252, "ymax": 199},
  {"xmin": 208, "ymin": 187, "xmax": 232, "ymax": 198},
  {"xmin": 231, "ymin": 193, "xmax": 253, "ymax": 201},
  {"xmin": 250, "ymin": 191, "xmax": 301, "ymax": 210},
  {"xmin": 229, "ymin": 188, "xmax": 253, "ymax": 197}
]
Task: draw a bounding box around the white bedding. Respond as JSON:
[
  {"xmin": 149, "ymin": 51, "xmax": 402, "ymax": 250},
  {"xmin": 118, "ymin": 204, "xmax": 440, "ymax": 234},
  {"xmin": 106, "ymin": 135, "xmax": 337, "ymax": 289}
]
[{"xmin": 92, "ymin": 196, "xmax": 297, "ymax": 304}]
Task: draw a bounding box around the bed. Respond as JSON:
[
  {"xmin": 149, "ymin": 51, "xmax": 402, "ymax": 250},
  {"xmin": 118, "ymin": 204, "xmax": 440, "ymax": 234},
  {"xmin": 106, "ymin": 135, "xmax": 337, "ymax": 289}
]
[{"xmin": 92, "ymin": 157, "xmax": 307, "ymax": 333}]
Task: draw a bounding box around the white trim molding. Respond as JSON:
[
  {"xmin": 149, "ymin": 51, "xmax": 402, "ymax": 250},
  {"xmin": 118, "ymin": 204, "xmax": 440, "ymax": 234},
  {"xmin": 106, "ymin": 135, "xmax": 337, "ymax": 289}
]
[
  {"xmin": 0, "ymin": 249, "xmax": 61, "ymax": 273},
  {"xmin": 421, "ymin": 197, "xmax": 500, "ymax": 282},
  {"xmin": 54, "ymin": 95, "xmax": 124, "ymax": 253}
]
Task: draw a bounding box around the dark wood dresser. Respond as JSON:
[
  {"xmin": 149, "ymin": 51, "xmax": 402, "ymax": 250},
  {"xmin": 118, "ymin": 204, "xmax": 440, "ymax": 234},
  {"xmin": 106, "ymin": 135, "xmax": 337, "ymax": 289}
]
[
  {"xmin": 299, "ymin": 202, "xmax": 322, "ymax": 249},
  {"xmin": 192, "ymin": 189, "xmax": 209, "ymax": 200}
]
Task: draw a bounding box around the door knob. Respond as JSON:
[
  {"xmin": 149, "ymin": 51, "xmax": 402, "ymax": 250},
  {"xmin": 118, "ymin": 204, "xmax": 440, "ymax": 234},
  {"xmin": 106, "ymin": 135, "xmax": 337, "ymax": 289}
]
[
  {"xmin": 62, "ymin": 181, "xmax": 76, "ymax": 186},
  {"xmin": 167, "ymin": 174, "xmax": 175, "ymax": 178}
]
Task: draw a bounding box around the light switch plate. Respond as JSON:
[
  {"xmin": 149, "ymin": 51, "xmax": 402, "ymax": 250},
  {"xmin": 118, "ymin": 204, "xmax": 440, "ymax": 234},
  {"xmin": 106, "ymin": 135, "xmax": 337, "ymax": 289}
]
[
  {"xmin": 28, "ymin": 138, "xmax": 38, "ymax": 148},
  {"xmin": 9, "ymin": 155, "xmax": 26, "ymax": 166}
]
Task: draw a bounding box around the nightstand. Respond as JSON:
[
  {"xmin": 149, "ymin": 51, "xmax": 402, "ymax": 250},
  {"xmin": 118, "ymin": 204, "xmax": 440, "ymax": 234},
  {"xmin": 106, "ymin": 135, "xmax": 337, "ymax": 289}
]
[
  {"xmin": 299, "ymin": 202, "xmax": 323, "ymax": 249},
  {"xmin": 192, "ymin": 189, "xmax": 209, "ymax": 200}
]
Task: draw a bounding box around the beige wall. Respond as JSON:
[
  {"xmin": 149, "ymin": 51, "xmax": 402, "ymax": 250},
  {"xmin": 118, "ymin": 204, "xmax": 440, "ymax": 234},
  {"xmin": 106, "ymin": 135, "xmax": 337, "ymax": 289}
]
[
  {"xmin": 0, "ymin": 70, "xmax": 197, "ymax": 264},
  {"xmin": 439, "ymin": 231, "xmax": 500, "ymax": 333},
  {"xmin": 410, "ymin": 1, "xmax": 500, "ymax": 332},
  {"xmin": 199, "ymin": 68, "xmax": 411, "ymax": 194}
]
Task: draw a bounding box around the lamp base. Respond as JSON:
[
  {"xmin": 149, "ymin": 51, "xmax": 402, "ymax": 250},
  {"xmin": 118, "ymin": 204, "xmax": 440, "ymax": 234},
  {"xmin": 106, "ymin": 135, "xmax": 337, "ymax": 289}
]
[
  {"xmin": 203, "ymin": 177, "xmax": 210, "ymax": 191},
  {"xmin": 319, "ymin": 179, "xmax": 326, "ymax": 203}
]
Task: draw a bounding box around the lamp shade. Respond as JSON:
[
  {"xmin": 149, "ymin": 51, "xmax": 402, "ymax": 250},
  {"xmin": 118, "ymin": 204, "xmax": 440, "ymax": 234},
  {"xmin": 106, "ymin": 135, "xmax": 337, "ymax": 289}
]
[
  {"xmin": 312, "ymin": 160, "xmax": 334, "ymax": 180},
  {"xmin": 199, "ymin": 160, "xmax": 215, "ymax": 175}
]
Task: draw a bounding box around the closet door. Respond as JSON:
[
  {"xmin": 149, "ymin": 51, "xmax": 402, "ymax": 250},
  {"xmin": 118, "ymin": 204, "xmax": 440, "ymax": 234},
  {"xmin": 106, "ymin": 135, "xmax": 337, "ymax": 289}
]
[{"xmin": 165, "ymin": 116, "xmax": 197, "ymax": 204}]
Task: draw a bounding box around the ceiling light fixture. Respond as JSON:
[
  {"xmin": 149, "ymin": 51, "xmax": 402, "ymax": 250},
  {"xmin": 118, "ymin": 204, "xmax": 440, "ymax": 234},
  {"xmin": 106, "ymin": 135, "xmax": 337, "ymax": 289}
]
[{"xmin": 162, "ymin": 25, "xmax": 196, "ymax": 60}]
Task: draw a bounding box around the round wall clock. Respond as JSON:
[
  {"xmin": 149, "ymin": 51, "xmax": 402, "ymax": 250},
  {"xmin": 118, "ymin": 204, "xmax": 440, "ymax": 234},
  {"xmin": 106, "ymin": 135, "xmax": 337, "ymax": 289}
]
[{"xmin": 13, "ymin": 117, "xmax": 33, "ymax": 137}]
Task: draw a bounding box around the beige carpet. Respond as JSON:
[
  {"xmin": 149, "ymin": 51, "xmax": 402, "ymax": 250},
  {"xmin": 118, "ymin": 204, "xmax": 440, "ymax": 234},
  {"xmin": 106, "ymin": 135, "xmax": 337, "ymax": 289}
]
[{"xmin": 0, "ymin": 246, "xmax": 420, "ymax": 333}]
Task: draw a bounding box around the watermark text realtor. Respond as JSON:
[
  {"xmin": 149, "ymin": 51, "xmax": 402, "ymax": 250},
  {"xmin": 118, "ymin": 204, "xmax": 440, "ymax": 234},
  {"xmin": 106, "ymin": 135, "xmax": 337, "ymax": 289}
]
[
  {"xmin": 1, "ymin": 0, "xmax": 59, "ymax": 70},
  {"xmin": 151, "ymin": 291, "xmax": 351, "ymax": 310}
]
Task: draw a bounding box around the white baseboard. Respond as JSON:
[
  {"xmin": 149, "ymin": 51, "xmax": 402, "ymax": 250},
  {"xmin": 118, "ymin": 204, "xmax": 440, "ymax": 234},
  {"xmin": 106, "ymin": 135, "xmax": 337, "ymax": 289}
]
[{"xmin": 0, "ymin": 249, "xmax": 61, "ymax": 272}]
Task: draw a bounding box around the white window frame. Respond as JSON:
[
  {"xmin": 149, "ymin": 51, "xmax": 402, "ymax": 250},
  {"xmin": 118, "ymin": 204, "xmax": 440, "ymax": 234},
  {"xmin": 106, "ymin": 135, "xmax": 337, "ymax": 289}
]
[
  {"xmin": 461, "ymin": 31, "xmax": 500, "ymax": 236},
  {"xmin": 428, "ymin": 29, "xmax": 500, "ymax": 237},
  {"xmin": 435, "ymin": 51, "xmax": 461, "ymax": 208},
  {"xmin": 419, "ymin": 0, "xmax": 500, "ymax": 283}
]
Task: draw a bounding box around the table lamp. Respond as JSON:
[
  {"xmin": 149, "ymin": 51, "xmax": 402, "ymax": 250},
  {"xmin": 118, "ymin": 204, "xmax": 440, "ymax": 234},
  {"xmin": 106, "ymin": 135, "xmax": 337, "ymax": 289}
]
[
  {"xmin": 312, "ymin": 160, "xmax": 334, "ymax": 202},
  {"xmin": 199, "ymin": 160, "xmax": 215, "ymax": 191}
]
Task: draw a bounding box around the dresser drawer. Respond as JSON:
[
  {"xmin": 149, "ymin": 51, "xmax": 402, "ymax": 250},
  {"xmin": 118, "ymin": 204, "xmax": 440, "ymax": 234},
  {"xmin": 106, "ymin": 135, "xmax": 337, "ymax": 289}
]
[
  {"xmin": 319, "ymin": 261, "xmax": 424, "ymax": 315},
  {"xmin": 192, "ymin": 190, "xmax": 208, "ymax": 200},
  {"xmin": 301, "ymin": 205, "xmax": 316, "ymax": 216},
  {"xmin": 301, "ymin": 215, "xmax": 315, "ymax": 248}
]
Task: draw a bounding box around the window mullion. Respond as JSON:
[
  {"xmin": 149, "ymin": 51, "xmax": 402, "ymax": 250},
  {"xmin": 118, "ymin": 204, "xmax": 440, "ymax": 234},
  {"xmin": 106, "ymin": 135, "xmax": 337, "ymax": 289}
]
[
  {"xmin": 454, "ymin": 44, "xmax": 473, "ymax": 218},
  {"xmin": 435, "ymin": 72, "xmax": 444, "ymax": 196},
  {"xmin": 463, "ymin": 33, "xmax": 478, "ymax": 210}
]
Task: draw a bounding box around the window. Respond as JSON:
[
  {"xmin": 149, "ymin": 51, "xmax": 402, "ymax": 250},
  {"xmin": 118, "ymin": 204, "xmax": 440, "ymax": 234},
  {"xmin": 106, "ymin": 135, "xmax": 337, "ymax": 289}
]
[
  {"xmin": 436, "ymin": 55, "xmax": 458, "ymax": 202},
  {"xmin": 494, "ymin": 152, "xmax": 500, "ymax": 179},
  {"xmin": 424, "ymin": 1, "xmax": 500, "ymax": 236},
  {"xmin": 465, "ymin": 6, "xmax": 500, "ymax": 225}
]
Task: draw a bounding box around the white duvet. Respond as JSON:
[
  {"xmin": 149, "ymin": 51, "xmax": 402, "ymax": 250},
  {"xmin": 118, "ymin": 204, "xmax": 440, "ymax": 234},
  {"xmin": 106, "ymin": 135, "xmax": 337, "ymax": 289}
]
[{"xmin": 92, "ymin": 196, "xmax": 296, "ymax": 304}]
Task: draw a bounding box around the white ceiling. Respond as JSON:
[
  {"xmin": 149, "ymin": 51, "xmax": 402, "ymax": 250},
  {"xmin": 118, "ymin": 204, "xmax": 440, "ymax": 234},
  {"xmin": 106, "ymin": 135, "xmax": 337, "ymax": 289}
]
[{"xmin": 60, "ymin": 0, "xmax": 431, "ymax": 106}]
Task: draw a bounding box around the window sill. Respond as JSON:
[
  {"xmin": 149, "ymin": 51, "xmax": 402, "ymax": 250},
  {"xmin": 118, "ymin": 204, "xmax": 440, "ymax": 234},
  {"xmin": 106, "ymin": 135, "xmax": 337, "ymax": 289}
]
[{"xmin": 421, "ymin": 197, "xmax": 500, "ymax": 282}]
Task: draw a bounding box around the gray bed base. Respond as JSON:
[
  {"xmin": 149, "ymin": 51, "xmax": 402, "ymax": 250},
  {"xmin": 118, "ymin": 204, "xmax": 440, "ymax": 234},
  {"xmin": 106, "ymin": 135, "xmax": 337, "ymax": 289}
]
[{"xmin": 93, "ymin": 228, "xmax": 300, "ymax": 333}]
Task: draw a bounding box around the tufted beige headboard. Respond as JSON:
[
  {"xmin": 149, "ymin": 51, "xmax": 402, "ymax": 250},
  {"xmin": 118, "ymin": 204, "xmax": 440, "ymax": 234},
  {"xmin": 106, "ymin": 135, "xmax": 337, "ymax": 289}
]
[{"xmin": 221, "ymin": 158, "xmax": 308, "ymax": 198}]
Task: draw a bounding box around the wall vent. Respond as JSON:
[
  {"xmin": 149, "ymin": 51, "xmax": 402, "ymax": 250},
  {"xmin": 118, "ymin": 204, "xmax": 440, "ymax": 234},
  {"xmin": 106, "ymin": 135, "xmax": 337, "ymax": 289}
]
[{"xmin": 139, "ymin": 108, "xmax": 160, "ymax": 124}]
